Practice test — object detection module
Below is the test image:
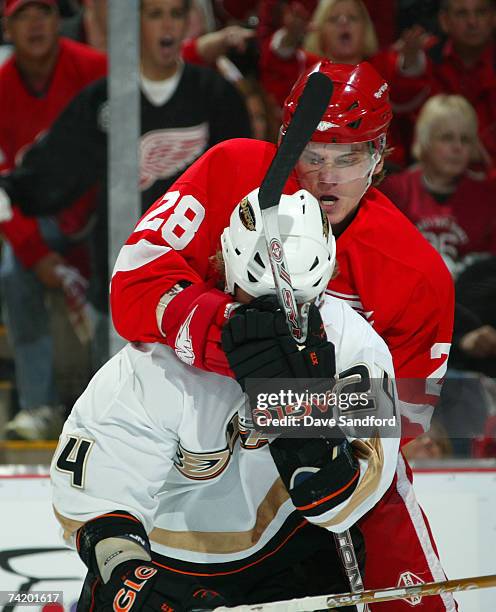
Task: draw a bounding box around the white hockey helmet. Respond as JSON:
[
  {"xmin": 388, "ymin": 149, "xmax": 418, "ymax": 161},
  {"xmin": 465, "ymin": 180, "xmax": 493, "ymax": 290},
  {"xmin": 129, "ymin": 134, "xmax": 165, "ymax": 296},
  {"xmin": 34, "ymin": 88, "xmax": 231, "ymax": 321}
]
[{"xmin": 221, "ymin": 188, "xmax": 336, "ymax": 303}]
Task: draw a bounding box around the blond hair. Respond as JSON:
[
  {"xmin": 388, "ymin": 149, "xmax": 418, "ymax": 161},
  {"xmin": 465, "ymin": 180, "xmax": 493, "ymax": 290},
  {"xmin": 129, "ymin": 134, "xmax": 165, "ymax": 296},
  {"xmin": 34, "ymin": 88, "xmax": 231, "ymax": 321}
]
[
  {"xmin": 303, "ymin": 0, "xmax": 378, "ymax": 58},
  {"xmin": 412, "ymin": 95, "xmax": 479, "ymax": 160}
]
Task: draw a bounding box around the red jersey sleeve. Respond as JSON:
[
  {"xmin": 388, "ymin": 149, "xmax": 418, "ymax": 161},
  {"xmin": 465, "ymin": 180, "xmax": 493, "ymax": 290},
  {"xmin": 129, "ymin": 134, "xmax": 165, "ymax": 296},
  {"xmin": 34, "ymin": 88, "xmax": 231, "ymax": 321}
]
[{"xmin": 110, "ymin": 139, "xmax": 299, "ymax": 343}]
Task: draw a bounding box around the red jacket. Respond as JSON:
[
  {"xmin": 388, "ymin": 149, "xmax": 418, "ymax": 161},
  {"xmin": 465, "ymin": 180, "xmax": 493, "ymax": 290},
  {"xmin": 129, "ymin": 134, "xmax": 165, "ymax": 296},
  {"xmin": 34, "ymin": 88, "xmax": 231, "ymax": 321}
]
[
  {"xmin": 0, "ymin": 37, "xmax": 107, "ymax": 267},
  {"xmin": 399, "ymin": 41, "xmax": 496, "ymax": 165}
]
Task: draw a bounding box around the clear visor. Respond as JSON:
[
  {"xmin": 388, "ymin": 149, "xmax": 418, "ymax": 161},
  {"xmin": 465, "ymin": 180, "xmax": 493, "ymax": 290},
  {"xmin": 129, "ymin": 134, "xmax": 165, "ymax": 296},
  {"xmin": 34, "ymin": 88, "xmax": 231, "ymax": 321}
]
[{"xmin": 296, "ymin": 138, "xmax": 384, "ymax": 184}]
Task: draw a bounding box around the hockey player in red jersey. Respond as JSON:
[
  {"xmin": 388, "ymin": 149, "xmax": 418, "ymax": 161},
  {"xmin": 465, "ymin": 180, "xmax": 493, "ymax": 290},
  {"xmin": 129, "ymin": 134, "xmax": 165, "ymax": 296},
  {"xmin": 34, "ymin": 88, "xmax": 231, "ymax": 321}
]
[
  {"xmin": 53, "ymin": 189, "xmax": 400, "ymax": 611},
  {"xmin": 110, "ymin": 61, "xmax": 456, "ymax": 610}
]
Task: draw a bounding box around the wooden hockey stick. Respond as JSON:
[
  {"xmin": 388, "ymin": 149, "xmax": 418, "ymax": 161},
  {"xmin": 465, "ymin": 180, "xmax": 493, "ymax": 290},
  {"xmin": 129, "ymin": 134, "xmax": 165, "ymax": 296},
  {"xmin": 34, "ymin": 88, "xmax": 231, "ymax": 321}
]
[
  {"xmin": 257, "ymin": 72, "xmax": 366, "ymax": 603},
  {"xmin": 212, "ymin": 573, "xmax": 496, "ymax": 611}
]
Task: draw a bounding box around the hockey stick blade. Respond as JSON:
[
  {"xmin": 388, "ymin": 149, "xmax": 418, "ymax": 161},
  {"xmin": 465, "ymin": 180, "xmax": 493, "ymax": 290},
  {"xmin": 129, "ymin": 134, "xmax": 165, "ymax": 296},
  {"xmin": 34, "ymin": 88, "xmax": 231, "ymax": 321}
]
[{"xmin": 258, "ymin": 71, "xmax": 333, "ymax": 210}]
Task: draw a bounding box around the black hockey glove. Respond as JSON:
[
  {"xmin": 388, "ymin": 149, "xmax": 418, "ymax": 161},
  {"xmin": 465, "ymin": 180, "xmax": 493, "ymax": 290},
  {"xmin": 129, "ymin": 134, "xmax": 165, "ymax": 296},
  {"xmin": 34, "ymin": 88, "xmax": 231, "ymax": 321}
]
[
  {"xmin": 76, "ymin": 511, "xmax": 227, "ymax": 612},
  {"xmin": 221, "ymin": 295, "xmax": 336, "ymax": 390},
  {"xmin": 92, "ymin": 559, "xmax": 177, "ymax": 611},
  {"xmin": 92, "ymin": 559, "xmax": 227, "ymax": 611},
  {"xmin": 269, "ymin": 434, "xmax": 360, "ymax": 519}
]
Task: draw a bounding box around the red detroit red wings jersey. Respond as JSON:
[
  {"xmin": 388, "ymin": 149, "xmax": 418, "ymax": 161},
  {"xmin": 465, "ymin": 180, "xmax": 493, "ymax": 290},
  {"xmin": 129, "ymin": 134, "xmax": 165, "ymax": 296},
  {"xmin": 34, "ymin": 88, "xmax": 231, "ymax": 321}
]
[
  {"xmin": 381, "ymin": 168, "xmax": 496, "ymax": 264},
  {"xmin": 111, "ymin": 138, "xmax": 454, "ymax": 428}
]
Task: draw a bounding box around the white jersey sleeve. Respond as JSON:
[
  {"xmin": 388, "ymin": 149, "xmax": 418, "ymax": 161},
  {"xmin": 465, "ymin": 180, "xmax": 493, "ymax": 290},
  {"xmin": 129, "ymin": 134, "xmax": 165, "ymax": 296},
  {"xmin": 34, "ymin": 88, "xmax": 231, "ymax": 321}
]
[
  {"xmin": 50, "ymin": 344, "xmax": 183, "ymax": 542},
  {"xmin": 307, "ymin": 295, "xmax": 400, "ymax": 532}
]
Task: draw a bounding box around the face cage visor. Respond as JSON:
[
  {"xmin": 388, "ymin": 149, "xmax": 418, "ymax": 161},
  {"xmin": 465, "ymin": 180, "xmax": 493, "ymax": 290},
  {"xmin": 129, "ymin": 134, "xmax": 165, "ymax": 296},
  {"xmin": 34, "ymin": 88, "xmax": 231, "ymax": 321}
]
[{"xmin": 296, "ymin": 135, "xmax": 386, "ymax": 185}]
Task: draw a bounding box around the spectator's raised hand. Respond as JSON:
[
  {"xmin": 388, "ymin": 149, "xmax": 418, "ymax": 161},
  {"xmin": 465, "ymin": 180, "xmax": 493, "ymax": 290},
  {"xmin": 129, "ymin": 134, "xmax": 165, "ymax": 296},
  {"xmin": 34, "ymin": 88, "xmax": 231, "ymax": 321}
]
[
  {"xmin": 394, "ymin": 25, "xmax": 431, "ymax": 72},
  {"xmin": 196, "ymin": 26, "xmax": 255, "ymax": 63},
  {"xmin": 221, "ymin": 25, "xmax": 256, "ymax": 54}
]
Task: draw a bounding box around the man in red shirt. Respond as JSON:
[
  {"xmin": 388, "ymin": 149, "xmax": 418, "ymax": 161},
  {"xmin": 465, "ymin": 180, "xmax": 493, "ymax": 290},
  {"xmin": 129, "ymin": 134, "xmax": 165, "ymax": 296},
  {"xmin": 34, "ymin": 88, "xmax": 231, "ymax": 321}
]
[
  {"xmin": 110, "ymin": 61, "xmax": 455, "ymax": 610},
  {"xmin": 397, "ymin": 0, "xmax": 496, "ymax": 166},
  {"xmin": 0, "ymin": 0, "xmax": 107, "ymax": 440}
]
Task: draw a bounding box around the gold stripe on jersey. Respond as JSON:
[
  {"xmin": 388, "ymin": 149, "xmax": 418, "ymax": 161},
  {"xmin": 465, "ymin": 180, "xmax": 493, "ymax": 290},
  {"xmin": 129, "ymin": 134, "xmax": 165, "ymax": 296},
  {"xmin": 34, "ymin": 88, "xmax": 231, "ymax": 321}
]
[
  {"xmin": 53, "ymin": 505, "xmax": 84, "ymax": 542},
  {"xmin": 318, "ymin": 436, "xmax": 384, "ymax": 528},
  {"xmin": 150, "ymin": 478, "xmax": 290, "ymax": 554}
]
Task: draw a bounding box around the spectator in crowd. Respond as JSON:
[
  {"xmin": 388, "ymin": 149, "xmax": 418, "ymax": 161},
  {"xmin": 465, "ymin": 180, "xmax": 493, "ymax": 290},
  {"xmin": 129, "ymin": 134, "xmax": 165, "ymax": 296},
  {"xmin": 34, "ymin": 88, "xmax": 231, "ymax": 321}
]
[
  {"xmin": 61, "ymin": 1, "xmax": 260, "ymax": 138},
  {"xmin": 380, "ymin": 94, "xmax": 496, "ymax": 276},
  {"xmin": 383, "ymin": 110, "xmax": 496, "ymax": 456},
  {"xmin": 0, "ymin": 0, "xmax": 107, "ymax": 440},
  {"xmin": 451, "ymin": 256, "xmax": 496, "ymax": 377},
  {"xmin": 396, "ymin": 0, "xmax": 496, "ymax": 166},
  {"xmin": 61, "ymin": 0, "xmax": 257, "ymax": 79},
  {"xmin": 0, "ymin": 0, "xmax": 251, "ymax": 380},
  {"xmin": 257, "ymin": 0, "xmax": 316, "ymax": 47},
  {"xmin": 257, "ymin": 0, "xmax": 433, "ymax": 166}
]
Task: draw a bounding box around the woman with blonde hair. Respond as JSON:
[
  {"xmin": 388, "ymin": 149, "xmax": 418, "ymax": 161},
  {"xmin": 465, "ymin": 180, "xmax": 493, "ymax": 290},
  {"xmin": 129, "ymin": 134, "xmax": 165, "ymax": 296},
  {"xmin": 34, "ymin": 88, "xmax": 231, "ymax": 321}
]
[
  {"xmin": 259, "ymin": 0, "xmax": 380, "ymax": 110},
  {"xmin": 258, "ymin": 0, "xmax": 420, "ymax": 165},
  {"xmin": 381, "ymin": 94, "xmax": 496, "ymax": 277},
  {"xmin": 303, "ymin": 0, "xmax": 378, "ymax": 61}
]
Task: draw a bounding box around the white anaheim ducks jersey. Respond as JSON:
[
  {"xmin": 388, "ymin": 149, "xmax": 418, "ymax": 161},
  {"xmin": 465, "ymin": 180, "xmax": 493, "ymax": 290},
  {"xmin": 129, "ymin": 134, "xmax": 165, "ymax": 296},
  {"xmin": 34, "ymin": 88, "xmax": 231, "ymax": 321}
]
[{"xmin": 51, "ymin": 295, "xmax": 399, "ymax": 568}]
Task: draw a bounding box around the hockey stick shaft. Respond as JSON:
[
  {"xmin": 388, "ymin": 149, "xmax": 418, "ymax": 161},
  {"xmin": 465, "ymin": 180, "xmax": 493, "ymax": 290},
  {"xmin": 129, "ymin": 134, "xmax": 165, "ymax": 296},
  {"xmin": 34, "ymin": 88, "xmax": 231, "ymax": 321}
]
[
  {"xmin": 333, "ymin": 530, "xmax": 365, "ymax": 595},
  {"xmin": 257, "ymin": 72, "xmax": 365, "ymax": 599},
  {"xmin": 258, "ymin": 72, "xmax": 333, "ymax": 210},
  {"xmin": 212, "ymin": 573, "xmax": 496, "ymax": 611},
  {"xmin": 258, "ymin": 71, "xmax": 333, "ymax": 344}
]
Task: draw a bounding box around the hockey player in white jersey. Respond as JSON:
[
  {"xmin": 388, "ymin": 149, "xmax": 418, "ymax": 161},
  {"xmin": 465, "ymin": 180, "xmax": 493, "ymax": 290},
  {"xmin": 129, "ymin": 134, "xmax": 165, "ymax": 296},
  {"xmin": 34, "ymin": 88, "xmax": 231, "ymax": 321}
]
[{"xmin": 51, "ymin": 188, "xmax": 399, "ymax": 611}]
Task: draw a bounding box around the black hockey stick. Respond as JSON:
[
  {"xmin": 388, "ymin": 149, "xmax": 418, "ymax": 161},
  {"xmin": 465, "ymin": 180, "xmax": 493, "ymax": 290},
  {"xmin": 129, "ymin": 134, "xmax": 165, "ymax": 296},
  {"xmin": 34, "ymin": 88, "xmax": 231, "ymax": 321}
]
[
  {"xmin": 258, "ymin": 70, "xmax": 333, "ymax": 344},
  {"xmin": 257, "ymin": 72, "xmax": 366, "ymax": 602}
]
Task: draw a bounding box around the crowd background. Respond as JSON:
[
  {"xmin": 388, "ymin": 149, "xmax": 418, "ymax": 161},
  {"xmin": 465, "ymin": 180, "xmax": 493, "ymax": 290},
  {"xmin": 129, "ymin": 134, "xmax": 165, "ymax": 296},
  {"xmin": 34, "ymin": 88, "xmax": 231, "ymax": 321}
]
[{"xmin": 0, "ymin": 0, "xmax": 495, "ymax": 460}]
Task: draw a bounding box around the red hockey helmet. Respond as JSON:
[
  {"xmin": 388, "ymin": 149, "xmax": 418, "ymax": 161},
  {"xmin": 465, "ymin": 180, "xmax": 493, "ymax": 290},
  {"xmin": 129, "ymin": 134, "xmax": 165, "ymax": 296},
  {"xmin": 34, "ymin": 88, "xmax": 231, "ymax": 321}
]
[{"xmin": 282, "ymin": 60, "xmax": 392, "ymax": 145}]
